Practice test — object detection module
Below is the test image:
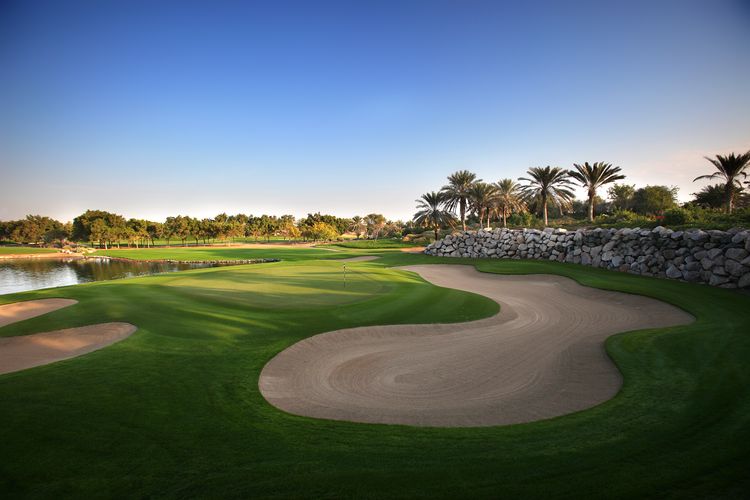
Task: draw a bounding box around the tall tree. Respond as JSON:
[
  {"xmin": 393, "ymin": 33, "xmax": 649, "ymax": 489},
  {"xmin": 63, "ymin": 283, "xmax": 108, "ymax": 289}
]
[
  {"xmin": 693, "ymin": 151, "xmax": 750, "ymax": 213},
  {"xmin": 518, "ymin": 166, "xmax": 575, "ymax": 226},
  {"xmin": 692, "ymin": 183, "xmax": 749, "ymax": 210},
  {"xmin": 493, "ymin": 179, "xmax": 526, "ymax": 228},
  {"xmin": 468, "ymin": 182, "xmax": 498, "ymax": 229},
  {"xmin": 413, "ymin": 191, "xmax": 456, "ymax": 241},
  {"xmin": 349, "ymin": 216, "xmax": 365, "ymax": 239},
  {"xmin": 607, "ymin": 183, "xmax": 636, "ymax": 211},
  {"xmin": 441, "ymin": 170, "xmax": 479, "ymax": 231},
  {"xmin": 569, "ymin": 162, "xmax": 625, "ymax": 222},
  {"xmin": 632, "ymin": 185, "xmax": 678, "ymax": 215},
  {"xmin": 364, "ymin": 213, "xmax": 386, "ymax": 239}
]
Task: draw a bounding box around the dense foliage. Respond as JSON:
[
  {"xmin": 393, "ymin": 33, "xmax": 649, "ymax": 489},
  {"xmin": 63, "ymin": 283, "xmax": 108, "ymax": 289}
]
[{"xmin": 2, "ymin": 211, "xmax": 404, "ymax": 247}]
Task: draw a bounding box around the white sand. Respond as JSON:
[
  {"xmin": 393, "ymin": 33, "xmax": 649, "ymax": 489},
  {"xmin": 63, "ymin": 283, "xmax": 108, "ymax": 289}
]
[
  {"xmin": 0, "ymin": 299, "xmax": 135, "ymax": 375},
  {"xmin": 259, "ymin": 265, "xmax": 693, "ymax": 427}
]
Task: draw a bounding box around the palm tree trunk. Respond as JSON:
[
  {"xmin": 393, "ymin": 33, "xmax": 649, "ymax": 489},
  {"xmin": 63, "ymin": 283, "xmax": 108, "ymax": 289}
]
[
  {"xmin": 588, "ymin": 189, "xmax": 595, "ymax": 222},
  {"xmin": 726, "ymin": 182, "xmax": 734, "ymax": 214},
  {"xmin": 542, "ymin": 194, "xmax": 549, "ymax": 226},
  {"xmin": 502, "ymin": 209, "xmax": 507, "ymax": 228},
  {"xmin": 434, "ymin": 226, "xmax": 439, "ymax": 241},
  {"xmin": 460, "ymin": 199, "xmax": 466, "ymax": 231}
]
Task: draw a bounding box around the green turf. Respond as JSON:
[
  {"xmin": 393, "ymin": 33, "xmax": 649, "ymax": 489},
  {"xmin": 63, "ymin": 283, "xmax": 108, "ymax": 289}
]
[
  {"xmin": 0, "ymin": 254, "xmax": 749, "ymax": 498},
  {"xmin": 0, "ymin": 246, "xmax": 58, "ymax": 255},
  {"xmin": 94, "ymin": 246, "xmax": 356, "ymax": 261},
  {"xmin": 324, "ymin": 239, "xmax": 419, "ymax": 249}
]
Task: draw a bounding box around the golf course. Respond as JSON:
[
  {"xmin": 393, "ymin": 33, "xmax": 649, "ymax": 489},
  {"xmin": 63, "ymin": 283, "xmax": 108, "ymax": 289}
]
[{"xmin": 1, "ymin": 246, "xmax": 749, "ymax": 498}]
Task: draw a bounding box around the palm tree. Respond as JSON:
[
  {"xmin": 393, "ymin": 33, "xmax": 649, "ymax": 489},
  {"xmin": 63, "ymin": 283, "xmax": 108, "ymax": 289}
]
[
  {"xmin": 441, "ymin": 170, "xmax": 479, "ymax": 231},
  {"xmin": 568, "ymin": 162, "xmax": 626, "ymax": 222},
  {"xmin": 413, "ymin": 191, "xmax": 456, "ymax": 241},
  {"xmin": 493, "ymin": 179, "xmax": 526, "ymax": 227},
  {"xmin": 693, "ymin": 151, "xmax": 750, "ymax": 213},
  {"xmin": 518, "ymin": 166, "xmax": 575, "ymax": 226},
  {"xmin": 349, "ymin": 216, "xmax": 365, "ymax": 239},
  {"xmin": 469, "ymin": 182, "xmax": 498, "ymax": 229}
]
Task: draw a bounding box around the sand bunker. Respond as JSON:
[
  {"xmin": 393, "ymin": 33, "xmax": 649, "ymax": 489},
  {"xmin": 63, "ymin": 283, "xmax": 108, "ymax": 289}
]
[
  {"xmin": 0, "ymin": 299, "xmax": 136, "ymax": 375},
  {"xmin": 259, "ymin": 265, "xmax": 693, "ymax": 427},
  {"xmin": 0, "ymin": 298, "xmax": 77, "ymax": 328}
]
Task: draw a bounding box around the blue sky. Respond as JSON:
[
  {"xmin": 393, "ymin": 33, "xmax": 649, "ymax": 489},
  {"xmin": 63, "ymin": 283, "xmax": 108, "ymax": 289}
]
[{"xmin": 1, "ymin": 0, "xmax": 749, "ymax": 222}]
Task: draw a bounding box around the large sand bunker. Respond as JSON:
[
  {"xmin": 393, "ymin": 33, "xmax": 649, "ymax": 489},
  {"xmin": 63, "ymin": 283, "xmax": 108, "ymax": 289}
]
[
  {"xmin": 259, "ymin": 265, "xmax": 694, "ymax": 427},
  {"xmin": 0, "ymin": 299, "xmax": 136, "ymax": 375}
]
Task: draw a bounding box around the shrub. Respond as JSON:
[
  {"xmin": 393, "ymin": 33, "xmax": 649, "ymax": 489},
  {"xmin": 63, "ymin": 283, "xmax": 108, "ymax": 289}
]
[{"xmin": 663, "ymin": 207, "xmax": 695, "ymax": 226}]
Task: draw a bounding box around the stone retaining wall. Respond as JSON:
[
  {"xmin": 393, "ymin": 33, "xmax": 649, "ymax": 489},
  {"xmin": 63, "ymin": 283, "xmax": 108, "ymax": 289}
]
[{"xmin": 424, "ymin": 227, "xmax": 750, "ymax": 288}]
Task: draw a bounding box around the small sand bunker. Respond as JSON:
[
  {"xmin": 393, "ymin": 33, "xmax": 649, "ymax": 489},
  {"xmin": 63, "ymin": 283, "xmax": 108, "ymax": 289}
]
[
  {"xmin": 339, "ymin": 256, "xmax": 380, "ymax": 262},
  {"xmin": 259, "ymin": 265, "xmax": 693, "ymax": 427},
  {"xmin": 0, "ymin": 298, "xmax": 77, "ymax": 328},
  {"xmin": 0, "ymin": 298, "xmax": 136, "ymax": 375}
]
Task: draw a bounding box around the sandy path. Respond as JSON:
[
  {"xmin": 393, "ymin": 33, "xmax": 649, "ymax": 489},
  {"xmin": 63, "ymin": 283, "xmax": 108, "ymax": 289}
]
[
  {"xmin": 0, "ymin": 299, "xmax": 136, "ymax": 375},
  {"xmin": 259, "ymin": 265, "xmax": 693, "ymax": 427},
  {"xmin": 0, "ymin": 298, "xmax": 78, "ymax": 328}
]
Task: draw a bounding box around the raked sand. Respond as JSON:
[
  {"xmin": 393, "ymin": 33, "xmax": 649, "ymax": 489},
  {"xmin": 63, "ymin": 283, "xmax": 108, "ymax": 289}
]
[
  {"xmin": 0, "ymin": 299, "xmax": 135, "ymax": 375},
  {"xmin": 259, "ymin": 265, "xmax": 694, "ymax": 427}
]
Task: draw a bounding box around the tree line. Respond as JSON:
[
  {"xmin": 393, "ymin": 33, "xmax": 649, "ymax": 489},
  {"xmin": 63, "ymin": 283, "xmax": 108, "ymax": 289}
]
[
  {"xmin": 414, "ymin": 151, "xmax": 750, "ymax": 238},
  {"xmin": 1, "ymin": 211, "xmax": 404, "ymax": 248}
]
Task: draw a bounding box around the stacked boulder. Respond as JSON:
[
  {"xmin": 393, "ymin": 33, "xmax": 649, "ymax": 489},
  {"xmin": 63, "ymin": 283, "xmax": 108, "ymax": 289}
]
[{"xmin": 424, "ymin": 227, "xmax": 750, "ymax": 288}]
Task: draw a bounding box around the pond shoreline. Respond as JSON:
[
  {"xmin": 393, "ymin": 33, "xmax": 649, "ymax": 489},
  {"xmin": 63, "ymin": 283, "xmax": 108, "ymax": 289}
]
[
  {"xmin": 0, "ymin": 253, "xmax": 280, "ymax": 265},
  {"xmin": 92, "ymin": 255, "xmax": 281, "ymax": 265},
  {"xmin": 0, "ymin": 252, "xmax": 83, "ymax": 260}
]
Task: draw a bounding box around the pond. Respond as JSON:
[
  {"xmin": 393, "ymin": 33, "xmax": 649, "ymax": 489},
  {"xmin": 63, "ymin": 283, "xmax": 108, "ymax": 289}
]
[{"xmin": 0, "ymin": 257, "xmax": 231, "ymax": 295}]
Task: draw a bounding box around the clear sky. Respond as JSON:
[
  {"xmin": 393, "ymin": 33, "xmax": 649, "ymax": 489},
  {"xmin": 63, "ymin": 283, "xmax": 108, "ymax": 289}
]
[{"xmin": 1, "ymin": 0, "xmax": 749, "ymax": 223}]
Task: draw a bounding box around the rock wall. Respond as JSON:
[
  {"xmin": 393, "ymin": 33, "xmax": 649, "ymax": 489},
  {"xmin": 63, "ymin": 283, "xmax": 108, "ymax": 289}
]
[{"xmin": 424, "ymin": 227, "xmax": 750, "ymax": 288}]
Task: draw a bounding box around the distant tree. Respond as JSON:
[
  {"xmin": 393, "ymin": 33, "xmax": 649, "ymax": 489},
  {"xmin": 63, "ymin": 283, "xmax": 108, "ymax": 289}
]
[
  {"xmin": 364, "ymin": 213, "xmax": 386, "ymax": 239},
  {"xmin": 518, "ymin": 166, "xmax": 575, "ymax": 226},
  {"xmin": 413, "ymin": 191, "xmax": 456, "ymax": 240},
  {"xmin": 349, "ymin": 216, "xmax": 366, "ymax": 238},
  {"xmin": 302, "ymin": 222, "xmax": 339, "ymax": 241},
  {"xmin": 441, "ymin": 170, "xmax": 479, "ymax": 231},
  {"xmin": 607, "ymin": 183, "xmax": 636, "ymax": 211},
  {"xmin": 693, "ymin": 151, "xmax": 750, "ymax": 213},
  {"xmin": 469, "ymin": 182, "xmax": 498, "ymax": 229},
  {"xmin": 692, "ymin": 183, "xmax": 749, "ymax": 210},
  {"xmin": 90, "ymin": 219, "xmax": 108, "ymax": 249},
  {"xmin": 568, "ymin": 162, "xmax": 625, "ymax": 221},
  {"xmin": 277, "ymin": 215, "xmax": 299, "ymax": 241},
  {"xmin": 492, "ymin": 179, "xmax": 526, "ymax": 228},
  {"xmin": 632, "ymin": 185, "xmax": 678, "ymax": 215},
  {"xmin": 165, "ymin": 216, "xmax": 191, "ymax": 246},
  {"xmin": 72, "ymin": 210, "xmax": 125, "ymax": 244},
  {"xmin": 127, "ymin": 219, "xmax": 149, "ymax": 248}
]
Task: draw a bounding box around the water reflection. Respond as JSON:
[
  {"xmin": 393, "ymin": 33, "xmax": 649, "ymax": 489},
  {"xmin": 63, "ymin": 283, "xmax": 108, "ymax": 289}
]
[{"xmin": 0, "ymin": 258, "xmax": 228, "ymax": 295}]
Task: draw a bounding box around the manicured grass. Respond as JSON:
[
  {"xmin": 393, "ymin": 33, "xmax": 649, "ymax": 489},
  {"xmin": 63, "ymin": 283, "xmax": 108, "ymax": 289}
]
[
  {"xmin": 0, "ymin": 246, "xmax": 58, "ymax": 255},
  {"xmin": 325, "ymin": 239, "xmax": 419, "ymax": 249},
  {"xmin": 94, "ymin": 246, "xmax": 357, "ymax": 261},
  {"xmin": 0, "ymin": 254, "xmax": 749, "ymax": 498}
]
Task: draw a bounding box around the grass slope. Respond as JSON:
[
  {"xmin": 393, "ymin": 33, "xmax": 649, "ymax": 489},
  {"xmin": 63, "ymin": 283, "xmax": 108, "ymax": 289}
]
[
  {"xmin": 94, "ymin": 246, "xmax": 355, "ymax": 261},
  {"xmin": 0, "ymin": 254, "xmax": 749, "ymax": 498},
  {"xmin": 0, "ymin": 247, "xmax": 57, "ymax": 255},
  {"xmin": 325, "ymin": 239, "xmax": 420, "ymax": 249}
]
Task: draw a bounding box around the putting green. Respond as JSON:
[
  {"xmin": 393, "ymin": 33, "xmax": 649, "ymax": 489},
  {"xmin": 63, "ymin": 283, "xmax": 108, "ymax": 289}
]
[{"xmin": 0, "ymin": 252, "xmax": 748, "ymax": 499}]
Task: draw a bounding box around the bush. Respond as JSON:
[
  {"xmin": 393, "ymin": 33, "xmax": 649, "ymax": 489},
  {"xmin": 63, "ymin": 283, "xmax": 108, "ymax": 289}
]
[
  {"xmin": 663, "ymin": 207, "xmax": 695, "ymax": 226},
  {"xmin": 507, "ymin": 212, "xmax": 539, "ymax": 228}
]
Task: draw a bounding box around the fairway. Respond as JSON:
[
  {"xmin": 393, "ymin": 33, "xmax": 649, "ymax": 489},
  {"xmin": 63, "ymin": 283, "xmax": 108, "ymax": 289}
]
[
  {"xmin": 0, "ymin": 252, "xmax": 749, "ymax": 498},
  {"xmin": 0, "ymin": 247, "xmax": 58, "ymax": 255},
  {"xmin": 94, "ymin": 245, "xmax": 351, "ymax": 262}
]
